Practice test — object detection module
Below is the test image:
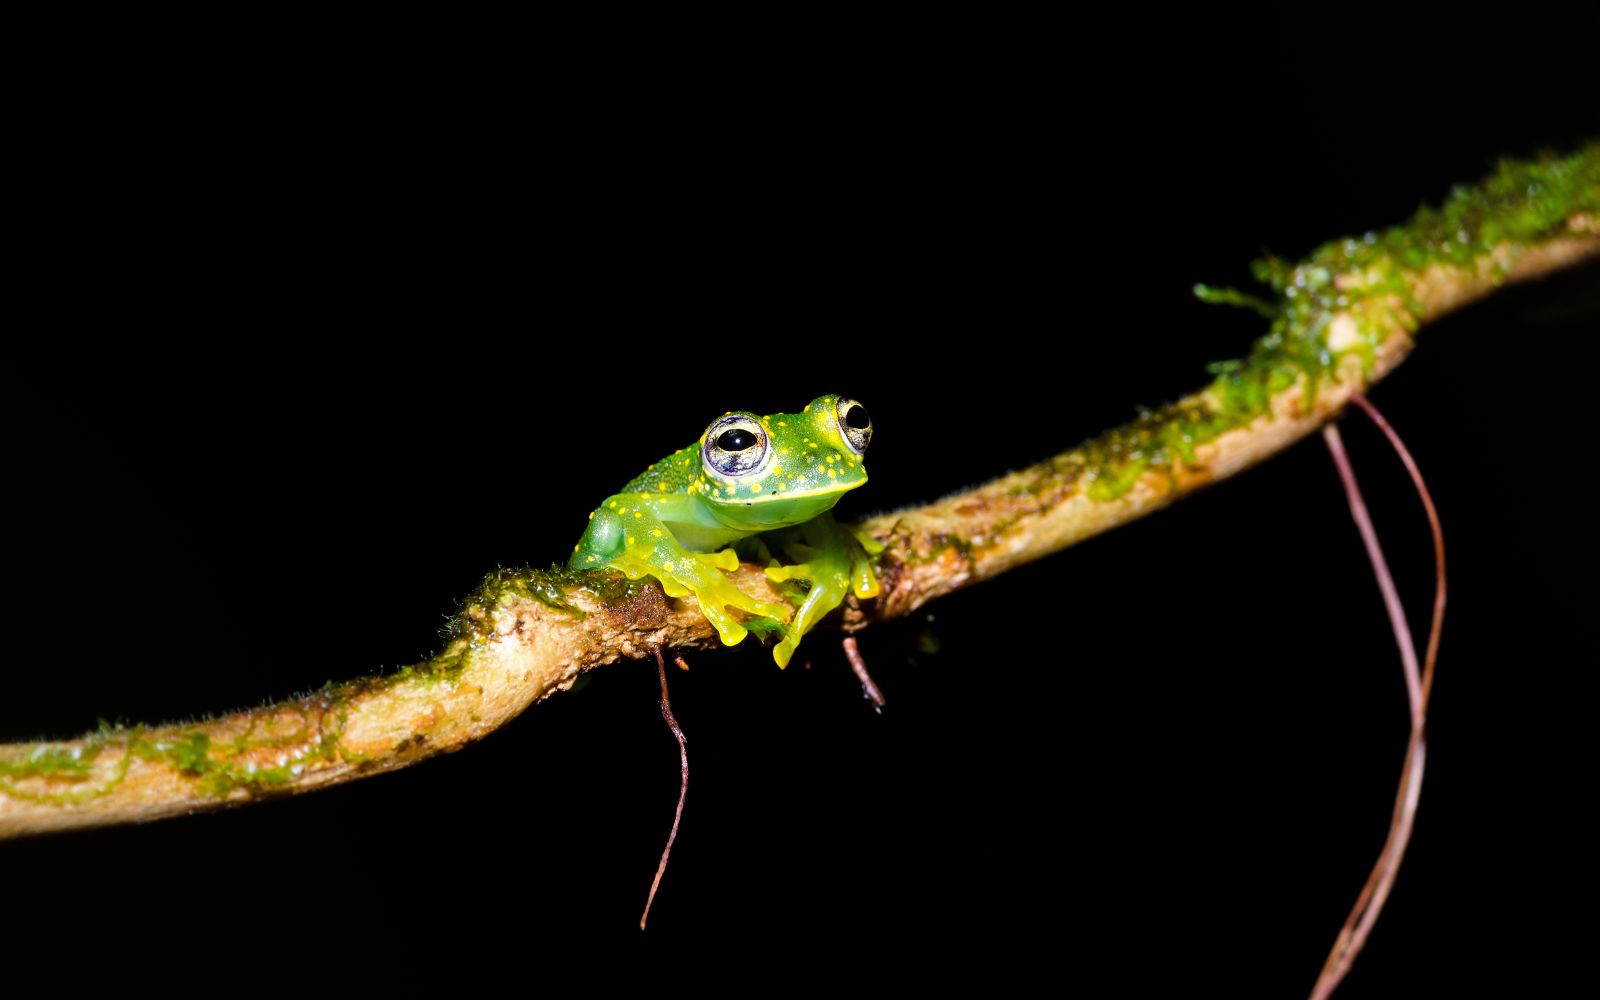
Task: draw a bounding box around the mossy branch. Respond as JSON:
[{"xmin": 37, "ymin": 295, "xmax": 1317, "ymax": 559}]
[{"xmin": 3, "ymin": 147, "xmax": 1596, "ymax": 838}]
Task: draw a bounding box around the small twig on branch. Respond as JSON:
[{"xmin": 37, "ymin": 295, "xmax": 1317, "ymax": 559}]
[
  {"xmin": 842, "ymin": 637, "xmax": 886, "ymax": 711},
  {"xmin": 1, "ymin": 146, "xmax": 1593, "ymax": 839}
]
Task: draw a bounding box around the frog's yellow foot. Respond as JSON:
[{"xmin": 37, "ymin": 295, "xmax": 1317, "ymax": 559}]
[
  {"xmin": 611, "ymin": 549, "xmax": 790, "ymax": 647},
  {"xmin": 686, "ymin": 570, "xmax": 793, "ymax": 645},
  {"xmin": 765, "ymin": 558, "xmax": 851, "ymax": 669},
  {"xmin": 759, "ymin": 512, "xmax": 883, "ymax": 667}
]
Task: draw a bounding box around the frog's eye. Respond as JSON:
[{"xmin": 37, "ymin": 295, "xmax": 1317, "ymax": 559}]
[
  {"xmin": 702, "ymin": 414, "xmax": 770, "ymax": 478},
  {"xmin": 835, "ymin": 397, "xmax": 872, "ymax": 455}
]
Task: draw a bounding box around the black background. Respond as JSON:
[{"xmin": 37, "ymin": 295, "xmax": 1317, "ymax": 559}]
[{"xmin": 4, "ymin": 10, "xmax": 1597, "ymax": 995}]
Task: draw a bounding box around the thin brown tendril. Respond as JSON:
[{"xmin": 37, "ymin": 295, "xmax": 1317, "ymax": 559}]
[
  {"xmin": 1310, "ymin": 398, "xmax": 1445, "ymax": 999},
  {"xmin": 641, "ymin": 647, "xmax": 689, "ymax": 931},
  {"xmin": 1347, "ymin": 392, "xmax": 1446, "ymax": 711}
]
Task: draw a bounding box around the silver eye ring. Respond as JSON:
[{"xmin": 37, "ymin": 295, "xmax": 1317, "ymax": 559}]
[
  {"xmin": 835, "ymin": 397, "xmax": 872, "ymax": 455},
  {"xmin": 702, "ymin": 413, "xmax": 770, "ymax": 477}
]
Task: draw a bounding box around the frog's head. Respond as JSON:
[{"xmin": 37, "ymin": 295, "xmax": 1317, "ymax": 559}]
[{"xmin": 693, "ymin": 394, "xmax": 871, "ymax": 531}]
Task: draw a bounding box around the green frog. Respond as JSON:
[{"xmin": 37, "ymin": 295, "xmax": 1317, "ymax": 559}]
[{"xmin": 570, "ymin": 395, "xmax": 881, "ymax": 667}]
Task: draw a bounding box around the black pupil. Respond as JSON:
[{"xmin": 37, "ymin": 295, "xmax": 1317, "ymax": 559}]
[
  {"xmin": 717, "ymin": 428, "xmax": 757, "ymax": 451},
  {"xmin": 844, "ymin": 404, "xmax": 870, "ymax": 429}
]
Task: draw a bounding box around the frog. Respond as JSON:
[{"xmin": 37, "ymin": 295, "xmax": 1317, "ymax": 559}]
[{"xmin": 570, "ymin": 394, "xmax": 882, "ymax": 667}]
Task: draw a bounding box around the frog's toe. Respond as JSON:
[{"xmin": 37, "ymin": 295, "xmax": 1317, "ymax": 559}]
[
  {"xmin": 723, "ymin": 585, "xmax": 793, "ymax": 624},
  {"xmin": 851, "ymin": 558, "xmax": 881, "ymax": 599},
  {"xmin": 694, "ymin": 549, "xmax": 740, "ymax": 572},
  {"xmin": 773, "ymin": 631, "xmax": 801, "ymax": 669},
  {"xmin": 844, "ymin": 523, "xmax": 887, "ymax": 555},
  {"xmin": 697, "ymin": 602, "xmax": 749, "ymax": 646},
  {"xmin": 655, "ymin": 573, "xmax": 692, "ymax": 599},
  {"xmin": 764, "ymin": 562, "xmax": 816, "ymax": 585}
]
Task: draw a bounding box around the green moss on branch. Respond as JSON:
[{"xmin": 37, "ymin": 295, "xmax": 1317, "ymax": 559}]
[{"xmin": 1079, "ymin": 143, "xmax": 1600, "ymax": 503}]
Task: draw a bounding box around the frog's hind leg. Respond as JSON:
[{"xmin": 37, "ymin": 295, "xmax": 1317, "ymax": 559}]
[{"xmin": 573, "ymin": 494, "xmax": 791, "ymax": 646}]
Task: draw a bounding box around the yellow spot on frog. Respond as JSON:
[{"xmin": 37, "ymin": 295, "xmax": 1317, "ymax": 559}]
[
  {"xmin": 633, "ymin": 511, "xmax": 643, "ymax": 519},
  {"xmin": 609, "ymin": 501, "xmax": 619, "ymax": 510},
  {"xmin": 777, "ymin": 420, "xmax": 787, "ymax": 427},
  {"xmin": 807, "ymin": 441, "xmax": 818, "ymax": 449},
  {"xmin": 826, "ymin": 454, "xmax": 836, "ymax": 464},
  {"xmin": 750, "ymin": 483, "xmax": 762, "ymax": 493},
  {"xmin": 828, "ymin": 469, "xmax": 837, "ymax": 478},
  {"xmin": 627, "ymin": 535, "xmax": 635, "ymax": 545},
  {"xmin": 586, "ymin": 554, "xmax": 598, "ymax": 563},
  {"xmin": 652, "ymin": 529, "xmax": 663, "ymax": 538},
  {"xmin": 588, "ymin": 511, "xmax": 594, "ymax": 519},
  {"xmin": 658, "ymin": 481, "xmax": 668, "ymax": 491}
]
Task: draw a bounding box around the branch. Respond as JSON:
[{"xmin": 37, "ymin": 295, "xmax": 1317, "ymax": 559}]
[{"xmin": 3, "ymin": 146, "xmax": 1595, "ymax": 838}]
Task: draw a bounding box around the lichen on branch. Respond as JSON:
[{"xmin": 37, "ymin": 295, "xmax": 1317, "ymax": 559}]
[{"xmin": 3, "ymin": 145, "xmax": 1596, "ymax": 838}]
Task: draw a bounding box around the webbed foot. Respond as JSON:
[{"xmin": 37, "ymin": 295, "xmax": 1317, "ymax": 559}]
[
  {"xmin": 613, "ymin": 547, "xmax": 791, "ymax": 646},
  {"xmin": 573, "ymin": 495, "xmax": 791, "ymax": 646}
]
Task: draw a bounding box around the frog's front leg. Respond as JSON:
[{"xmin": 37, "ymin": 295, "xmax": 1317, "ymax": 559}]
[
  {"xmin": 763, "ymin": 511, "xmax": 881, "ymax": 668},
  {"xmin": 571, "ymin": 493, "xmax": 791, "ymax": 646}
]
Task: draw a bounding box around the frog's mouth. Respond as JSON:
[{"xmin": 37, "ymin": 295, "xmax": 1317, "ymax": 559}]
[{"xmin": 708, "ymin": 477, "xmax": 865, "ymax": 532}]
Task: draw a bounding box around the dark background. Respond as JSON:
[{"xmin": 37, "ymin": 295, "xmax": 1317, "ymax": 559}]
[{"xmin": 4, "ymin": 11, "xmax": 1596, "ymax": 995}]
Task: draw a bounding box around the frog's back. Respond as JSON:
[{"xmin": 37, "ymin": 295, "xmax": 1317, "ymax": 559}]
[{"xmin": 619, "ymin": 445, "xmax": 700, "ymax": 496}]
